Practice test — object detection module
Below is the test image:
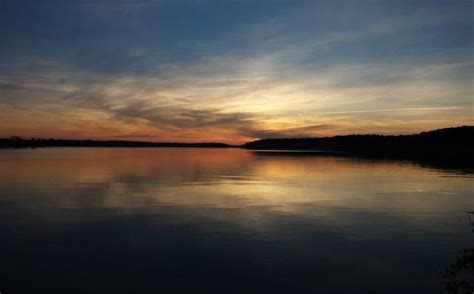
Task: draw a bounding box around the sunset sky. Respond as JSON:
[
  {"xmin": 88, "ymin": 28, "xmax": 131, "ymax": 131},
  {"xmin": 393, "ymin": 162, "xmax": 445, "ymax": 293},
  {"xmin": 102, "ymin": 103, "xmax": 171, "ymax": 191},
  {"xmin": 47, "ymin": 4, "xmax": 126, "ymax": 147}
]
[{"xmin": 0, "ymin": 0, "xmax": 472, "ymax": 144}]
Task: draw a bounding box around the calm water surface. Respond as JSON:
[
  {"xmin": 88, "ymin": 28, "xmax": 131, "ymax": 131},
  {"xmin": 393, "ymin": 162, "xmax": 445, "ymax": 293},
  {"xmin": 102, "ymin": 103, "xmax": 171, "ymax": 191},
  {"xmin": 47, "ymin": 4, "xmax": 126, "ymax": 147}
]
[{"xmin": 0, "ymin": 148, "xmax": 472, "ymax": 293}]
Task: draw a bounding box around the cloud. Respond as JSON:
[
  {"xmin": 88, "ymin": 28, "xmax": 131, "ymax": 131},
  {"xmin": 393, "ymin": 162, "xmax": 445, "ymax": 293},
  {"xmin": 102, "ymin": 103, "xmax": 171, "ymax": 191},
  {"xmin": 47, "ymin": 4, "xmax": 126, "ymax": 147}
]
[
  {"xmin": 111, "ymin": 134, "xmax": 156, "ymax": 139},
  {"xmin": 238, "ymin": 124, "xmax": 336, "ymax": 139},
  {"xmin": 1, "ymin": 52, "xmax": 472, "ymax": 142},
  {"xmin": 0, "ymin": 0, "xmax": 472, "ymax": 142}
]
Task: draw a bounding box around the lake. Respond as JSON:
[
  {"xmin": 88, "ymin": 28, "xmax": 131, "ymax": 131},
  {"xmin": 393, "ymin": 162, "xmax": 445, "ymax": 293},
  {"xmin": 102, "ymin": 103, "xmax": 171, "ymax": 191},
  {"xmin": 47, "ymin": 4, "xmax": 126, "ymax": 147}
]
[{"xmin": 0, "ymin": 148, "xmax": 472, "ymax": 293}]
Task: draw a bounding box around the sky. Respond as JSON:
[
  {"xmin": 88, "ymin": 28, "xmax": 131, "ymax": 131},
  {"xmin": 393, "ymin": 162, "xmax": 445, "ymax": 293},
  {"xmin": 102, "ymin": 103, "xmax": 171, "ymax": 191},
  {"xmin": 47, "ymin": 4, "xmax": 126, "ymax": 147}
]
[{"xmin": 0, "ymin": 0, "xmax": 472, "ymax": 144}]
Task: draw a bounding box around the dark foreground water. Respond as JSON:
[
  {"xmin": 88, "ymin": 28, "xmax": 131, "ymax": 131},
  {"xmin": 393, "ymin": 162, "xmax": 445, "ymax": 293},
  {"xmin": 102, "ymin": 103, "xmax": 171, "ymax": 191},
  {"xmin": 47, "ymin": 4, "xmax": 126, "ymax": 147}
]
[{"xmin": 0, "ymin": 148, "xmax": 472, "ymax": 293}]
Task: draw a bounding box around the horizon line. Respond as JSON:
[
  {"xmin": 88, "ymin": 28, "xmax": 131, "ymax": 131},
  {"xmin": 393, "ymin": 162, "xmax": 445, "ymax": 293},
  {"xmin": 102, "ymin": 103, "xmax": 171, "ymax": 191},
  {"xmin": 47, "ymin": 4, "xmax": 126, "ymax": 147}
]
[{"xmin": 2, "ymin": 125, "xmax": 472, "ymax": 145}]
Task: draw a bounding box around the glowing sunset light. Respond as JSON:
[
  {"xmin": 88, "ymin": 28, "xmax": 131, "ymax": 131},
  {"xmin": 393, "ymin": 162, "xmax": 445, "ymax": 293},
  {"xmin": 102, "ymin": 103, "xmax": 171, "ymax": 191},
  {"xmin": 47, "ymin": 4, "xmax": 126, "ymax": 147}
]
[{"xmin": 0, "ymin": 1, "xmax": 472, "ymax": 144}]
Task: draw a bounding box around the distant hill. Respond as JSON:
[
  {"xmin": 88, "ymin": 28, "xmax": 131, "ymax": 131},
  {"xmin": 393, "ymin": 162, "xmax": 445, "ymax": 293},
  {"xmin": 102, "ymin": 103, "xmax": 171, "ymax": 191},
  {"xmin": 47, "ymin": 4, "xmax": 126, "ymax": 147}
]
[
  {"xmin": 244, "ymin": 126, "xmax": 474, "ymax": 157},
  {"xmin": 2, "ymin": 126, "xmax": 473, "ymax": 157},
  {"xmin": 0, "ymin": 138, "xmax": 232, "ymax": 149}
]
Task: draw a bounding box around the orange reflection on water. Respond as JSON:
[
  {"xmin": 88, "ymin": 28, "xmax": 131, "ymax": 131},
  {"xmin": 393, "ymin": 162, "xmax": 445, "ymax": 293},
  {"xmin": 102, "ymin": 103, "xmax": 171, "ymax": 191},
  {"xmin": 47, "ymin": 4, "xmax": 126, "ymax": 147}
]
[{"xmin": 0, "ymin": 148, "xmax": 472, "ymax": 220}]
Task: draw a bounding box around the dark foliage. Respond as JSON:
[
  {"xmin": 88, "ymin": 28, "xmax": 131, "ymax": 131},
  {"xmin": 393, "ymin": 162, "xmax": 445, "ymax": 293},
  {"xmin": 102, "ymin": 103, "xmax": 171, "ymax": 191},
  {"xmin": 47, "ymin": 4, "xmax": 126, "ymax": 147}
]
[
  {"xmin": 1, "ymin": 126, "xmax": 473, "ymax": 168},
  {"xmin": 0, "ymin": 137, "xmax": 232, "ymax": 148},
  {"xmin": 245, "ymin": 126, "xmax": 473, "ymax": 155},
  {"xmin": 442, "ymin": 248, "xmax": 474, "ymax": 293}
]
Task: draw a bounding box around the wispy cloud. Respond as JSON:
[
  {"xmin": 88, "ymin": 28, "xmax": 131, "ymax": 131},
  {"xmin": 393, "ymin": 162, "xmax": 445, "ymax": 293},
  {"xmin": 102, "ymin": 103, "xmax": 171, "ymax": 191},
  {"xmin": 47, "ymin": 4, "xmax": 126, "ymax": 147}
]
[{"xmin": 320, "ymin": 107, "xmax": 471, "ymax": 115}]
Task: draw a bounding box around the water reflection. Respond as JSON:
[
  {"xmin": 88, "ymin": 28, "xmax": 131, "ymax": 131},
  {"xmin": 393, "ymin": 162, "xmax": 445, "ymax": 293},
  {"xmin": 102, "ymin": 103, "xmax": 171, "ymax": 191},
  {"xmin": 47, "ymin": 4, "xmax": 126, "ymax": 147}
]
[{"xmin": 0, "ymin": 148, "xmax": 472, "ymax": 293}]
